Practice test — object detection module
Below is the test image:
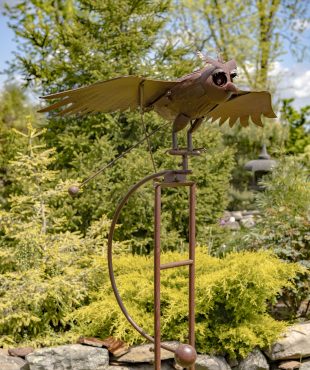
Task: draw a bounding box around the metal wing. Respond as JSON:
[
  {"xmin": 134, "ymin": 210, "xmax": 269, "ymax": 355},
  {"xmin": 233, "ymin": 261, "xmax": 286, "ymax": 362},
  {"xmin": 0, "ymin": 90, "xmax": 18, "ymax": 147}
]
[
  {"xmin": 206, "ymin": 91, "xmax": 277, "ymax": 127},
  {"xmin": 38, "ymin": 76, "xmax": 177, "ymax": 116}
]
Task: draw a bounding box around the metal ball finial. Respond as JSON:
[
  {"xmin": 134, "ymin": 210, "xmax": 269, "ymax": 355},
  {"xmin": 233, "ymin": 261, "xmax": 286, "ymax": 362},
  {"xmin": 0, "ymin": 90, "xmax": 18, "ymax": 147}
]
[
  {"xmin": 68, "ymin": 185, "xmax": 80, "ymax": 197},
  {"xmin": 174, "ymin": 344, "xmax": 197, "ymax": 367}
]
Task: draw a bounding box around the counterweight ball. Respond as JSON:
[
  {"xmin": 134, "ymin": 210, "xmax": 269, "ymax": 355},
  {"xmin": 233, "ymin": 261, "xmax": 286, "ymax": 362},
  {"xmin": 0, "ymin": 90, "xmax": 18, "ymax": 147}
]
[
  {"xmin": 174, "ymin": 344, "xmax": 197, "ymax": 368},
  {"xmin": 68, "ymin": 185, "xmax": 80, "ymax": 197}
]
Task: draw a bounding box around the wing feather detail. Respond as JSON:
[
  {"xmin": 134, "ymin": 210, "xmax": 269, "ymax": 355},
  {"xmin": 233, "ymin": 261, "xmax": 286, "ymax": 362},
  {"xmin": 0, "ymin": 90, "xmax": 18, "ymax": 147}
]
[
  {"xmin": 206, "ymin": 91, "xmax": 276, "ymax": 128},
  {"xmin": 38, "ymin": 76, "xmax": 177, "ymax": 115}
]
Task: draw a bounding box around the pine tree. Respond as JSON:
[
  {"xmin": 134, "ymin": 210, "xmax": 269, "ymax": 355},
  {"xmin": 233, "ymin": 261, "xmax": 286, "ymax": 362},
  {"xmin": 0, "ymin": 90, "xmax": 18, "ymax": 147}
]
[
  {"xmin": 4, "ymin": 0, "xmax": 235, "ymax": 251},
  {"xmin": 0, "ymin": 123, "xmax": 125, "ymax": 346}
]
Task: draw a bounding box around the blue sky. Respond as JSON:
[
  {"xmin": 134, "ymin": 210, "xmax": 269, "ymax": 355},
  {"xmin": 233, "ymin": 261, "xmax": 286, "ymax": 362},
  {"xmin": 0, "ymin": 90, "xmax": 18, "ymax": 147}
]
[{"xmin": 1, "ymin": 1, "xmax": 310, "ymax": 108}]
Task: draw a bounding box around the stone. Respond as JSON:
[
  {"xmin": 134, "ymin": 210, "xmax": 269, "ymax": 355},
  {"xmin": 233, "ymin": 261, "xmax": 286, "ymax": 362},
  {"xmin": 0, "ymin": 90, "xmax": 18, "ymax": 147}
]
[
  {"xmin": 195, "ymin": 354, "xmax": 231, "ymax": 370},
  {"xmin": 224, "ymin": 220, "xmax": 240, "ymax": 230},
  {"xmin": 111, "ymin": 342, "xmax": 178, "ymax": 364},
  {"xmin": 0, "ymin": 354, "xmax": 29, "ymax": 370},
  {"xmin": 300, "ymin": 361, "xmax": 310, "ymax": 370},
  {"xmin": 240, "ymin": 217, "xmax": 256, "ymax": 228},
  {"xmin": 243, "ymin": 210, "xmax": 260, "ymax": 216},
  {"xmin": 265, "ymin": 322, "xmax": 310, "ymax": 361},
  {"xmin": 227, "ymin": 357, "xmax": 238, "ymax": 368},
  {"xmin": 9, "ymin": 347, "xmax": 34, "ymax": 358},
  {"xmin": 236, "ymin": 349, "xmax": 269, "ymax": 370},
  {"xmin": 107, "ymin": 360, "xmax": 174, "ymax": 369},
  {"xmin": 231, "ymin": 212, "xmax": 243, "ymax": 221},
  {"xmin": 78, "ymin": 336, "xmax": 129, "ymax": 357},
  {"xmin": 279, "ymin": 361, "xmax": 301, "ymax": 369},
  {"xmin": 222, "ymin": 211, "xmax": 231, "ymax": 221},
  {"xmin": 26, "ymin": 344, "xmax": 109, "ymax": 370}
]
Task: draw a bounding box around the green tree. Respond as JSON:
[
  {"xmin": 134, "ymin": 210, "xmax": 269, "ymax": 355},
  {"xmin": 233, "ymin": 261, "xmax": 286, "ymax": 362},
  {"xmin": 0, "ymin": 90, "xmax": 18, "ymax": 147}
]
[
  {"xmin": 280, "ymin": 98, "xmax": 310, "ymax": 157},
  {"xmin": 3, "ymin": 0, "xmax": 235, "ymax": 251},
  {"xmin": 166, "ymin": 0, "xmax": 306, "ymax": 208},
  {"xmin": 215, "ymin": 156, "xmax": 310, "ymax": 318},
  {"xmin": 0, "ymin": 123, "xmax": 126, "ymax": 346},
  {"xmin": 170, "ymin": 0, "xmax": 309, "ymax": 89},
  {"xmin": 0, "ymin": 84, "xmax": 45, "ymax": 208}
]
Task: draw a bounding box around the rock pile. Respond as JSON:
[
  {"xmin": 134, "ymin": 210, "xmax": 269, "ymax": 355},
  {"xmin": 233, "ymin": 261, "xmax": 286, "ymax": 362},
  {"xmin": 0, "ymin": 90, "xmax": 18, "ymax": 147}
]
[
  {"xmin": 220, "ymin": 210, "xmax": 260, "ymax": 230},
  {"xmin": 1, "ymin": 322, "xmax": 310, "ymax": 370}
]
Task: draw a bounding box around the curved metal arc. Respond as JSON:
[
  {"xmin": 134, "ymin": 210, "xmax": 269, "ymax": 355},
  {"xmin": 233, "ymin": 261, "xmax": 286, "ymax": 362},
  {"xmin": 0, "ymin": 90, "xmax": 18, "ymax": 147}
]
[{"xmin": 107, "ymin": 170, "xmax": 175, "ymax": 353}]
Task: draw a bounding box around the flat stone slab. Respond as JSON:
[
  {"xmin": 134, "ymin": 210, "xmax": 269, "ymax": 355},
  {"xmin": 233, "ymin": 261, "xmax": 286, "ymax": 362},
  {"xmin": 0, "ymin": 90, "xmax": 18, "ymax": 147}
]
[
  {"xmin": 279, "ymin": 361, "xmax": 301, "ymax": 369},
  {"xmin": 195, "ymin": 355, "xmax": 231, "ymax": 370},
  {"xmin": 9, "ymin": 348, "xmax": 34, "ymax": 359},
  {"xmin": 0, "ymin": 354, "xmax": 29, "ymax": 370},
  {"xmin": 26, "ymin": 344, "xmax": 109, "ymax": 370},
  {"xmin": 265, "ymin": 322, "xmax": 310, "ymax": 361},
  {"xmin": 78, "ymin": 336, "xmax": 129, "ymax": 357},
  {"xmin": 111, "ymin": 342, "xmax": 178, "ymax": 364}
]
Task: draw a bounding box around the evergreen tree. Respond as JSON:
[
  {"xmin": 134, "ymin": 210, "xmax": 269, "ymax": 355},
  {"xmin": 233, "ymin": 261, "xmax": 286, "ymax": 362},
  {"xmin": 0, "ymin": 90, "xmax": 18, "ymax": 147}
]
[
  {"xmin": 280, "ymin": 99, "xmax": 310, "ymax": 157},
  {"xmin": 0, "ymin": 123, "xmax": 126, "ymax": 346},
  {"xmin": 3, "ymin": 0, "xmax": 235, "ymax": 250},
  {"xmin": 0, "ymin": 84, "xmax": 45, "ymax": 209}
]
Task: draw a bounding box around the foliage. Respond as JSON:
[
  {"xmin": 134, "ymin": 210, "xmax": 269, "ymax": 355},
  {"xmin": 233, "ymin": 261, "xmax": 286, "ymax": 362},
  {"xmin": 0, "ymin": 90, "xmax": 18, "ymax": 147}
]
[
  {"xmin": 170, "ymin": 0, "xmax": 310, "ymax": 89},
  {"xmin": 0, "ymin": 124, "xmax": 126, "ymax": 346},
  {"xmin": 2, "ymin": 0, "xmax": 236, "ymax": 249},
  {"xmin": 3, "ymin": 0, "xmax": 226, "ymax": 248},
  {"xmin": 0, "ymin": 124, "xmax": 299, "ymax": 357},
  {"xmin": 0, "ymin": 84, "xmax": 44, "ymax": 208},
  {"xmin": 280, "ymin": 98, "xmax": 310, "ymax": 158},
  {"xmin": 221, "ymin": 117, "xmax": 287, "ymax": 209},
  {"xmin": 253, "ymin": 157, "xmax": 310, "ymax": 318},
  {"xmin": 71, "ymin": 249, "xmax": 302, "ymax": 358},
  {"xmin": 214, "ymin": 156, "xmax": 310, "ymax": 318}
]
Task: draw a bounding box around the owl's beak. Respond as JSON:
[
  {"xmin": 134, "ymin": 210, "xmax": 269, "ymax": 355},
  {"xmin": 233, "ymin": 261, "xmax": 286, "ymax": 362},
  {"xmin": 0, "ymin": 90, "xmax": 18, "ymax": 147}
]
[{"xmin": 225, "ymin": 82, "xmax": 237, "ymax": 93}]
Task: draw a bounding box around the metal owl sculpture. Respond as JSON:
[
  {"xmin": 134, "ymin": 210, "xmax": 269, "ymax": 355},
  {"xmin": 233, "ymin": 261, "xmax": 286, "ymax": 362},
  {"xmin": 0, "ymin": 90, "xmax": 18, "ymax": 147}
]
[{"xmin": 39, "ymin": 52, "xmax": 276, "ymax": 150}]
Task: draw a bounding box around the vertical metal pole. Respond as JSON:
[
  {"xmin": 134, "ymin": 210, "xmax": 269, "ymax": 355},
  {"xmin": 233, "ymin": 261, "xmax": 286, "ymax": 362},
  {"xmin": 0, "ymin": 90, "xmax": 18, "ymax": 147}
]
[
  {"xmin": 189, "ymin": 183, "xmax": 196, "ymax": 370},
  {"xmin": 154, "ymin": 184, "xmax": 161, "ymax": 370}
]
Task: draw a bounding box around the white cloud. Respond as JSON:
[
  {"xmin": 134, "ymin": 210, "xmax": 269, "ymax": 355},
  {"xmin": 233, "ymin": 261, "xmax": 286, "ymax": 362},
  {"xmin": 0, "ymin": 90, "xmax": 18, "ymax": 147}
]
[
  {"xmin": 268, "ymin": 61, "xmax": 289, "ymax": 77},
  {"xmin": 267, "ymin": 60, "xmax": 310, "ymax": 106},
  {"xmin": 291, "ymin": 70, "xmax": 310, "ymax": 98}
]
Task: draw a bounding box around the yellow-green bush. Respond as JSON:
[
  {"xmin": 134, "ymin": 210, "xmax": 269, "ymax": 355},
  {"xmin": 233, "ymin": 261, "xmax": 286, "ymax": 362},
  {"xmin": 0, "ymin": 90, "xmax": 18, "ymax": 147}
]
[{"xmin": 71, "ymin": 249, "xmax": 302, "ymax": 358}]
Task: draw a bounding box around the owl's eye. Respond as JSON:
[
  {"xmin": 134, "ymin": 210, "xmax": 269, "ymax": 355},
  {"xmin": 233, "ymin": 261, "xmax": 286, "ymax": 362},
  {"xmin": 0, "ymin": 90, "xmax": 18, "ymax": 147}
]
[
  {"xmin": 212, "ymin": 72, "xmax": 227, "ymax": 87},
  {"xmin": 230, "ymin": 72, "xmax": 238, "ymax": 80}
]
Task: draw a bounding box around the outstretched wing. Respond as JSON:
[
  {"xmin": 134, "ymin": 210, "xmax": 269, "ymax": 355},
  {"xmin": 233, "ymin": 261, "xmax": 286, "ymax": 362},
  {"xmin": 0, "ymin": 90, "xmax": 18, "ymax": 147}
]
[
  {"xmin": 206, "ymin": 91, "xmax": 277, "ymax": 127},
  {"xmin": 38, "ymin": 76, "xmax": 177, "ymax": 116}
]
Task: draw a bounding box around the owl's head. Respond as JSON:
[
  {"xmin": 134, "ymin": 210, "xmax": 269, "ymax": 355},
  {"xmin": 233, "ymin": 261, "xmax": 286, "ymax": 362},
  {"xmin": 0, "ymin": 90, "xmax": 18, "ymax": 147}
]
[{"xmin": 198, "ymin": 52, "xmax": 239, "ymax": 103}]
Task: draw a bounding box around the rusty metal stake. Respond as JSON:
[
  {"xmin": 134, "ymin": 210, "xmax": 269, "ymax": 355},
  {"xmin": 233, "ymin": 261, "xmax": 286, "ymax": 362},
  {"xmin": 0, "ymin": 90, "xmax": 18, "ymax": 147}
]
[
  {"xmin": 189, "ymin": 183, "xmax": 196, "ymax": 370},
  {"xmin": 153, "ymin": 174, "xmax": 197, "ymax": 369},
  {"xmin": 108, "ymin": 148, "xmax": 200, "ymax": 369},
  {"xmin": 154, "ymin": 184, "xmax": 161, "ymax": 370}
]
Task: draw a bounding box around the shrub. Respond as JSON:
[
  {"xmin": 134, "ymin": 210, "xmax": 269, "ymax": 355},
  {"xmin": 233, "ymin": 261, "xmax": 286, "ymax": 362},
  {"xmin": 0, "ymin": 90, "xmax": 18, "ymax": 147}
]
[
  {"xmin": 214, "ymin": 156, "xmax": 310, "ymax": 319},
  {"xmin": 71, "ymin": 249, "xmax": 302, "ymax": 358}
]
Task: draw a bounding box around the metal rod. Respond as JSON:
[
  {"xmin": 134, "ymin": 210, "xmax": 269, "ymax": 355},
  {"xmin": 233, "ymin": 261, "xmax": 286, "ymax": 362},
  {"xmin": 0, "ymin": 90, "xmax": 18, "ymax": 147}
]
[
  {"xmin": 154, "ymin": 184, "xmax": 161, "ymax": 370},
  {"xmin": 80, "ymin": 122, "xmax": 169, "ymax": 187},
  {"xmin": 107, "ymin": 170, "xmax": 175, "ymax": 352},
  {"xmin": 189, "ymin": 183, "xmax": 196, "ymax": 370},
  {"xmin": 160, "ymin": 259, "xmax": 193, "ymax": 270}
]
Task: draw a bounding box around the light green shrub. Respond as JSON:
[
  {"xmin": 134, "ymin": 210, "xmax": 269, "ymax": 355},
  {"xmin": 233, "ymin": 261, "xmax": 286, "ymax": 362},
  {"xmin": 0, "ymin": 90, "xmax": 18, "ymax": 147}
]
[{"xmin": 71, "ymin": 249, "xmax": 302, "ymax": 358}]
